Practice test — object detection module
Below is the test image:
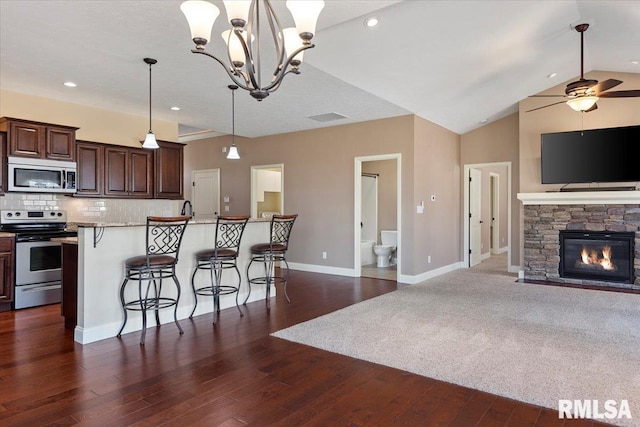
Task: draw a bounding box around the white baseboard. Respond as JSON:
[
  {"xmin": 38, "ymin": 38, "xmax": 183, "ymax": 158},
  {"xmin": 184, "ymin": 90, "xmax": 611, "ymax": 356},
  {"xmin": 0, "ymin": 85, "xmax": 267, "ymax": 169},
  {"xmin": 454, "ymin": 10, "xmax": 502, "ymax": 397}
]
[
  {"xmin": 491, "ymin": 246, "xmax": 508, "ymax": 255},
  {"xmin": 288, "ymin": 262, "xmax": 357, "ymax": 277},
  {"xmin": 516, "ymin": 269, "xmax": 525, "ymax": 279},
  {"xmin": 481, "ymin": 252, "xmax": 491, "ymax": 260},
  {"xmin": 74, "ymin": 291, "xmax": 270, "ymax": 345},
  {"xmin": 397, "ymin": 261, "xmax": 465, "ymax": 285}
]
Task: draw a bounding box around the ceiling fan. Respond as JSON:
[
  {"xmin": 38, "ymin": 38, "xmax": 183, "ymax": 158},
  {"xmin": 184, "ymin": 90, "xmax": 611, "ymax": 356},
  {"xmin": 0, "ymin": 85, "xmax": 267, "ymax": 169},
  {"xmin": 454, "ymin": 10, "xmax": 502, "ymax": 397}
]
[{"xmin": 527, "ymin": 23, "xmax": 640, "ymax": 113}]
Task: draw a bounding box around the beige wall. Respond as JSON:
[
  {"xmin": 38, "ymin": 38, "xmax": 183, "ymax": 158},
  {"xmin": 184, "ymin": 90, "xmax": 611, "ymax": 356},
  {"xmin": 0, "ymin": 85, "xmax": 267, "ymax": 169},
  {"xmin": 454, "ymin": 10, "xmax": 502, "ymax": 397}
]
[
  {"xmin": 0, "ymin": 90, "xmax": 178, "ymax": 146},
  {"xmin": 413, "ymin": 116, "xmax": 461, "ymax": 273},
  {"xmin": 184, "ymin": 115, "xmax": 421, "ymax": 273},
  {"xmin": 362, "ymin": 160, "xmax": 397, "ymax": 238},
  {"xmin": 518, "ymin": 71, "xmax": 640, "ymax": 193},
  {"xmin": 461, "ymin": 113, "xmax": 520, "ymax": 267}
]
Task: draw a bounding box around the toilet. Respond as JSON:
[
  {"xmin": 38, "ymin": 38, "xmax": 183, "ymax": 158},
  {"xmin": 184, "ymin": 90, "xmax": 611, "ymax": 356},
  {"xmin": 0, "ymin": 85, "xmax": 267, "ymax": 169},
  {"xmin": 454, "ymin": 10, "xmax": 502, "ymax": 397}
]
[{"xmin": 373, "ymin": 230, "xmax": 397, "ymax": 268}]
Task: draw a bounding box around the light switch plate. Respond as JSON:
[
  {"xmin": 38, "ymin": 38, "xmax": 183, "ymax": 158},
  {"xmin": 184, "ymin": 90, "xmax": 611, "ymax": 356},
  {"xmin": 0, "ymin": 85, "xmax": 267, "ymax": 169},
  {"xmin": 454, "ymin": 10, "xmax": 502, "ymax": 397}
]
[
  {"xmin": 223, "ymin": 196, "xmax": 230, "ymax": 202},
  {"xmin": 417, "ymin": 206, "xmax": 424, "ymax": 214}
]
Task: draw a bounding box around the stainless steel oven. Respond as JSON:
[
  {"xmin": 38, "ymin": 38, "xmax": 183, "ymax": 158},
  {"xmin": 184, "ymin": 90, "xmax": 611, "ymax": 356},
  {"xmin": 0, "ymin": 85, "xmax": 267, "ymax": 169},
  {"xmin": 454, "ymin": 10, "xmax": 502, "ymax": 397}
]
[{"xmin": 0, "ymin": 210, "xmax": 77, "ymax": 309}]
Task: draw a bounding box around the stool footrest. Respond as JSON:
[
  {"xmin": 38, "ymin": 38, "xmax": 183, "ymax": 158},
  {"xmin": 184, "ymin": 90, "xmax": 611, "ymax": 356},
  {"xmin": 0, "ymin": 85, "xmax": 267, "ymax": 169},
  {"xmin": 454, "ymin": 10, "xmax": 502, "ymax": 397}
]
[{"xmin": 123, "ymin": 297, "xmax": 178, "ymax": 311}]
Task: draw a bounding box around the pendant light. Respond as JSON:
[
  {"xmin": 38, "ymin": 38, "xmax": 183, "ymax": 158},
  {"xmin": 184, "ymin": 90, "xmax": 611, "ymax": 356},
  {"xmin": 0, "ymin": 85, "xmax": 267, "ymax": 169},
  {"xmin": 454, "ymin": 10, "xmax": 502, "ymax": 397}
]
[
  {"xmin": 142, "ymin": 57, "xmax": 159, "ymax": 149},
  {"xmin": 227, "ymin": 84, "xmax": 240, "ymax": 159}
]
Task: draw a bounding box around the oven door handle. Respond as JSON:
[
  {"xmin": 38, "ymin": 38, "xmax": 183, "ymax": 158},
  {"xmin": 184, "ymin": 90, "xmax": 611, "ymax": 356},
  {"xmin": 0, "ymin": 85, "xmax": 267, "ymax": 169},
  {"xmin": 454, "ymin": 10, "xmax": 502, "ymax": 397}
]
[{"xmin": 20, "ymin": 284, "xmax": 62, "ymax": 293}]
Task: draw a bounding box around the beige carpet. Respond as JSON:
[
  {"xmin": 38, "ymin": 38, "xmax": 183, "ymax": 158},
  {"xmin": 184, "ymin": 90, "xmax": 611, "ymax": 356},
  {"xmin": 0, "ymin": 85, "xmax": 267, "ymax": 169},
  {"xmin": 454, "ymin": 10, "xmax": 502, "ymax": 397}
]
[{"xmin": 274, "ymin": 256, "xmax": 640, "ymax": 426}]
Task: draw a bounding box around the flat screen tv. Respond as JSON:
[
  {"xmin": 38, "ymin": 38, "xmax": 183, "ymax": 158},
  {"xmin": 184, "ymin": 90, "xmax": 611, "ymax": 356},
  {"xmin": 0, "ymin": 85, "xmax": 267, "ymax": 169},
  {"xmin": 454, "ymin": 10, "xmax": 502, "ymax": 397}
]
[{"xmin": 541, "ymin": 125, "xmax": 640, "ymax": 184}]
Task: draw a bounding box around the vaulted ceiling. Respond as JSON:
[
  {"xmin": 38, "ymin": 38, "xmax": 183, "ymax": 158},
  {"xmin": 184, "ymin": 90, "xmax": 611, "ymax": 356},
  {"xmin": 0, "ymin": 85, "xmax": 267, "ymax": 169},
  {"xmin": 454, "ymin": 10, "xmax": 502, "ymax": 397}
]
[{"xmin": 1, "ymin": 1, "xmax": 638, "ymax": 139}]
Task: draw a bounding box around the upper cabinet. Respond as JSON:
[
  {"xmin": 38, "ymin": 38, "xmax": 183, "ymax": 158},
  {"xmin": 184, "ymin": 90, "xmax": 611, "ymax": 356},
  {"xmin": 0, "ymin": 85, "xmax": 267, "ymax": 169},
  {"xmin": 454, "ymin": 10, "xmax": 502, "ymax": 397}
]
[
  {"xmin": 76, "ymin": 141, "xmax": 103, "ymax": 196},
  {"xmin": 154, "ymin": 140, "xmax": 184, "ymax": 199},
  {"xmin": 75, "ymin": 140, "xmax": 184, "ymax": 200},
  {"xmin": 104, "ymin": 146, "xmax": 153, "ymax": 198},
  {"xmin": 0, "ymin": 117, "xmax": 77, "ymax": 161}
]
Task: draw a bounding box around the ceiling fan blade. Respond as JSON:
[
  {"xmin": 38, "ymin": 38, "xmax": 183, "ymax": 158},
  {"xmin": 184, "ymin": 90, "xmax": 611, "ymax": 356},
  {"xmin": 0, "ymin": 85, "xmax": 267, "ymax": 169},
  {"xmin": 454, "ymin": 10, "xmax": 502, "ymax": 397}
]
[
  {"xmin": 598, "ymin": 90, "xmax": 640, "ymax": 98},
  {"xmin": 585, "ymin": 103, "xmax": 598, "ymax": 113},
  {"xmin": 529, "ymin": 95, "xmax": 566, "ymax": 98},
  {"xmin": 589, "ymin": 79, "xmax": 623, "ymax": 95},
  {"xmin": 525, "ymin": 100, "xmax": 566, "ymax": 113}
]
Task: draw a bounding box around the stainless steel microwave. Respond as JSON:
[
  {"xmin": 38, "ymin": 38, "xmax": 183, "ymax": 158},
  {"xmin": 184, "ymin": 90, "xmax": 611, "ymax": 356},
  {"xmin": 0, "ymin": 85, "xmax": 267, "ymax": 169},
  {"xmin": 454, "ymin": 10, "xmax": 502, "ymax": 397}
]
[{"xmin": 7, "ymin": 156, "xmax": 77, "ymax": 193}]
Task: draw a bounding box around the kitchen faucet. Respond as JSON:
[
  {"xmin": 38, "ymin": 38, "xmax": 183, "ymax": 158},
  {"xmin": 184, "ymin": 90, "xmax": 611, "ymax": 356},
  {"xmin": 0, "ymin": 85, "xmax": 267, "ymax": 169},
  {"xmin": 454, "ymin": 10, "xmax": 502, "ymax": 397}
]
[{"xmin": 180, "ymin": 200, "xmax": 193, "ymax": 218}]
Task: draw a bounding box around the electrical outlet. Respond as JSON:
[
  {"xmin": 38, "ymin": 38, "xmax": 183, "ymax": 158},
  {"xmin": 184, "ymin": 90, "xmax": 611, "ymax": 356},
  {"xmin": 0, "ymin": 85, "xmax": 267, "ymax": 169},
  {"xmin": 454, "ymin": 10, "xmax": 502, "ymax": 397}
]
[
  {"xmin": 428, "ymin": 255, "xmax": 431, "ymax": 263},
  {"xmin": 224, "ymin": 205, "xmax": 229, "ymax": 212},
  {"xmin": 322, "ymin": 251, "xmax": 327, "ymax": 259},
  {"xmin": 222, "ymin": 146, "xmax": 227, "ymax": 153}
]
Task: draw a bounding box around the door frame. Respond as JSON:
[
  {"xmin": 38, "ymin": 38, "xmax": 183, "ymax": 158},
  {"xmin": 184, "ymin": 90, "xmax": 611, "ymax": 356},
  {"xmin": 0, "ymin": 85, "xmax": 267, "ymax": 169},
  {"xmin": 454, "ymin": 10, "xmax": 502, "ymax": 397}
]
[
  {"xmin": 463, "ymin": 162, "xmax": 512, "ymax": 270},
  {"xmin": 490, "ymin": 172, "xmax": 500, "ymax": 254},
  {"xmin": 469, "ymin": 167, "xmax": 482, "ymax": 267},
  {"xmin": 354, "ymin": 154, "xmax": 402, "ymax": 278},
  {"xmin": 191, "ymin": 168, "xmax": 220, "ymax": 219},
  {"xmin": 250, "ymin": 163, "xmax": 284, "ymax": 219}
]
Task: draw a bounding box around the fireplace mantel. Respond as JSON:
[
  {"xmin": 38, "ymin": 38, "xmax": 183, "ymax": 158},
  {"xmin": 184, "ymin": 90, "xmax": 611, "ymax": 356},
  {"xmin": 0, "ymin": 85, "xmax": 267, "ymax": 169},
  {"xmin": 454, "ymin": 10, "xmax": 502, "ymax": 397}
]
[{"xmin": 518, "ymin": 191, "xmax": 640, "ymax": 205}]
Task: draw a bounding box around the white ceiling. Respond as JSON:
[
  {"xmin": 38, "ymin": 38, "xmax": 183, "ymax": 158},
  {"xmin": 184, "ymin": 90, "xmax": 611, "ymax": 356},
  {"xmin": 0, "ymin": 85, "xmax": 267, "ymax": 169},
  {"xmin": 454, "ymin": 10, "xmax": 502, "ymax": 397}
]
[{"xmin": 1, "ymin": 1, "xmax": 639, "ymax": 139}]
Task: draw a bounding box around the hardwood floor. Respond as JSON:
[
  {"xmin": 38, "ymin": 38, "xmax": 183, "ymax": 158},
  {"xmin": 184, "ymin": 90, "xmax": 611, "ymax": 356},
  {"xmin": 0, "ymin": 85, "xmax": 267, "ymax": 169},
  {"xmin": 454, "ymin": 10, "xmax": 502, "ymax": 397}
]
[{"xmin": 0, "ymin": 270, "xmax": 612, "ymax": 426}]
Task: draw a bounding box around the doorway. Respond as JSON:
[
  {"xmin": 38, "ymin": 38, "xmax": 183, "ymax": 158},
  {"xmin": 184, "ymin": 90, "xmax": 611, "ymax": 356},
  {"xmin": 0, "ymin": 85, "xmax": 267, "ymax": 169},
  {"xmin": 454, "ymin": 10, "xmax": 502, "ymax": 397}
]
[
  {"xmin": 463, "ymin": 162, "xmax": 512, "ymax": 273},
  {"xmin": 191, "ymin": 169, "xmax": 220, "ymax": 220},
  {"xmin": 354, "ymin": 154, "xmax": 401, "ymax": 281},
  {"xmin": 251, "ymin": 164, "xmax": 284, "ymax": 219}
]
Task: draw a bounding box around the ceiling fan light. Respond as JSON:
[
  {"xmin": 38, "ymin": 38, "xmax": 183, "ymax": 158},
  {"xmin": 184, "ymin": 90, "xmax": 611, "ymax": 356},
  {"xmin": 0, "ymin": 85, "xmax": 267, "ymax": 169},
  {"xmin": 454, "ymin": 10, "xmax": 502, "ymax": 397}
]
[
  {"xmin": 181, "ymin": 1, "xmax": 220, "ymax": 46},
  {"xmin": 227, "ymin": 144, "xmax": 240, "ymax": 159},
  {"xmin": 567, "ymin": 96, "xmax": 598, "ymax": 112}
]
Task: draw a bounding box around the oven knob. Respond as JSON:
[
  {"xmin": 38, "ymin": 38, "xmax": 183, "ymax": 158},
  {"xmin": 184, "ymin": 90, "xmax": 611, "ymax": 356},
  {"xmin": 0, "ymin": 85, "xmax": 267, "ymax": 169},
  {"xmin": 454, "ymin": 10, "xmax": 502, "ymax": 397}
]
[
  {"xmin": 15, "ymin": 212, "xmax": 21, "ymax": 217},
  {"xmin": 57, "ymin": 212, "xmax": 63, "ymax": 217},
  {"xmin": 50, "ymin": 212, "xmax": 56, "ymax": 216},
  {"xmin": 6, "ymin": 213, "xmax": 12, "ymax": 217}
]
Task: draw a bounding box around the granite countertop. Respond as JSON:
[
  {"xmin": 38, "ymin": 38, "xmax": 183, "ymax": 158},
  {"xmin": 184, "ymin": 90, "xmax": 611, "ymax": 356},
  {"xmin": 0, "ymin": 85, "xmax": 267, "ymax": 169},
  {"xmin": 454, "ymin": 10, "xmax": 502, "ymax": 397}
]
[
  {"xmin": 51, "ymin": 237, "xmax": 78, "ymax": 244},
  {"xmin": 74, "ymin": 217, "xmax": 271, "ymax": 228},
  {"xmin": 0, "ymin": 232, "xmax": 16, "ymax": 237}
]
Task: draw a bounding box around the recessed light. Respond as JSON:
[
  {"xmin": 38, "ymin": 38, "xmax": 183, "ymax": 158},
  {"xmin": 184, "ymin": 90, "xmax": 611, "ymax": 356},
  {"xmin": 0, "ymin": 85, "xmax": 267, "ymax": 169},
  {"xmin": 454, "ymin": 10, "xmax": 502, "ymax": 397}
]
[
  {"xmin": 170, "ymin": 106, "xmax": 181, "ymax": 111},
  {"xmin": 480, "ymin": 119, "xmax": 488, "ymax": 124},
  {"xmin": 63, "ymin": 82, "xmax": 77, "ymax": 87},
  {"xmin": 547, "ymin": 73, "xmax": 558, "ymax": 78},
  {"xmin": 364, "ymin": 16, "xmax": 379, "ymax": 28},
  {"xmin": 631, "ymin": 60, "xmax": 640, "ymax": 65}
]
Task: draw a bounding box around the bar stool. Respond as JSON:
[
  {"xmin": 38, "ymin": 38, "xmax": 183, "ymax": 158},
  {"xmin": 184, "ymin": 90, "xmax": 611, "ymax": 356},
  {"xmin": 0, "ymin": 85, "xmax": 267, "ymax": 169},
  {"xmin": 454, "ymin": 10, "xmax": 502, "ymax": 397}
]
[
  {"xmin": 117, "ymin": 216, "xmax": 190, "ymax": 345},
  {"xmin": 190, "ymin": 215, "xmax": 250, "ymax": 324},
  {"xmin": 245, "ymin": 214, "xmax": 298, "ymax": 308}
]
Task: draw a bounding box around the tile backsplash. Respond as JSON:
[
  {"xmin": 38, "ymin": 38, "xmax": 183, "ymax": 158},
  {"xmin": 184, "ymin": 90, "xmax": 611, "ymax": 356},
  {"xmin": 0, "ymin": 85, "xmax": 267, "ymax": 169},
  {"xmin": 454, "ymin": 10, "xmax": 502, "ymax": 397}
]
[{"xmin": 0, "ymin": 193, "xmax": 182, "ymax": 223}]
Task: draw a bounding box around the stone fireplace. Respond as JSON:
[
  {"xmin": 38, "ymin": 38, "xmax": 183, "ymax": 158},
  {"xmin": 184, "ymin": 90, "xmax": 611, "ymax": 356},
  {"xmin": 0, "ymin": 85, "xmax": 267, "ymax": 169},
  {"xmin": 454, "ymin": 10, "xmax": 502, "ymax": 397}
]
[{"xmin": 519, "ymin": 192, "xmax": 640, "ymax": 290}]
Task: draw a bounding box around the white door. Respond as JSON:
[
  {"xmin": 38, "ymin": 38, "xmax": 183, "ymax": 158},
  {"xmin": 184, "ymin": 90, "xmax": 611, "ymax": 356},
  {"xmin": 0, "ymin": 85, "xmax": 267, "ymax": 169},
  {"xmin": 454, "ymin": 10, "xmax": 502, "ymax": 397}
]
[
  {"xmin": 191, "ymin": 169, "xmax": 220, "ymax": 220},
  {"xmin": 469, "ymin": 168, "xmax": 482, "ymax": 267}
]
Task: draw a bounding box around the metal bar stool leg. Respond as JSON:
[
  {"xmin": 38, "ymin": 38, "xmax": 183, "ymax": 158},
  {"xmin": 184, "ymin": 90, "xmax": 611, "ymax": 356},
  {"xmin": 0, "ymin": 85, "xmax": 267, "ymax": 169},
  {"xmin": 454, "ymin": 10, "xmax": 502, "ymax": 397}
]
[
  {"xmin": 210, "ymin": 260, "xmax": 218, "ymax": 325},
  {"xmin": 117, "ymin": 278, "xmax": 129, "ymax": 337},
  {"xmin": 233, "ymin": 263, "xmax": 244, "ymax": 317},
  {"xmin": 189, "ymin": 265, "xmax": 199, "ymax": 318},
  {"xmin": 243, "ymin": 258, "xmax": 255, "ymax": 305},
  {"xmin": 282, "ymin": 257, "xmax": 291, "ymax": 304},
  {"xmin": 171, "ymin": 268, "xmax": 184, "ymax": 335}
]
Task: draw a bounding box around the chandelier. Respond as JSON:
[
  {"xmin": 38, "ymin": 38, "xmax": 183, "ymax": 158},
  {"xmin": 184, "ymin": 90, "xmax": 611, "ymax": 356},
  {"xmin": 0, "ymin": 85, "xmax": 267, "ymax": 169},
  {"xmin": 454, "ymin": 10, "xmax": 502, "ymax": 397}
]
[{"xmin": 181, "ymin": 0, "xmax": 325, "ymax": 101}]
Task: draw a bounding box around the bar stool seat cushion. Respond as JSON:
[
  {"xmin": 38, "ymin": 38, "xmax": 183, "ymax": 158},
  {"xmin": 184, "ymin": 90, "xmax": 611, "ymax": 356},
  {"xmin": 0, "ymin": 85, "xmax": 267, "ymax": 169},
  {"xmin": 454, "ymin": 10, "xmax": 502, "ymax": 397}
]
[
  {"xmin": 125, "ymin": 254, "xmax": 176, "ymax": 268},
  {"xmin": 250, "ymin": 242, "xmax": 287, "ymax": 254},
  {"xmin": 195, "ymin": 248, "xmax": 237, "ymax": 261}
]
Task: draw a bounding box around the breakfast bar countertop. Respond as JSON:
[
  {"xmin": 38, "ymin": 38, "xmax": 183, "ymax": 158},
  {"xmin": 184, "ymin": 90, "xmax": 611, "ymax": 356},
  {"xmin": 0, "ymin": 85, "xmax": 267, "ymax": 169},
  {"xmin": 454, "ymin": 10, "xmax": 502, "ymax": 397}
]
[{"xmin": 73, "ymin": 217, "xmax": 270, "ymax": 228}]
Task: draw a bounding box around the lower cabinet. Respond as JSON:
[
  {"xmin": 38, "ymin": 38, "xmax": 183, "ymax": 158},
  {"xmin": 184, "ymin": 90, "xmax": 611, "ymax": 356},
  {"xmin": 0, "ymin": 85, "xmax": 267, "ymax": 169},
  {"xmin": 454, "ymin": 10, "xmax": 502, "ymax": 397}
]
[{"xmin": 0, "ymin": 235, "xmax": 15, "ymax": 311}]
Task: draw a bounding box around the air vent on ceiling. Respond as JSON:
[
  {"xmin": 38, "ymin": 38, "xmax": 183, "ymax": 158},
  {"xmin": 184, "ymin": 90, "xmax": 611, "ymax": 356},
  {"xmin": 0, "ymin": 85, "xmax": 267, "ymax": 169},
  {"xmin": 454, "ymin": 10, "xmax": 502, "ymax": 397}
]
[{"xmin": 308, "ymin": 112, "xmax": 348, "ymax": 122}]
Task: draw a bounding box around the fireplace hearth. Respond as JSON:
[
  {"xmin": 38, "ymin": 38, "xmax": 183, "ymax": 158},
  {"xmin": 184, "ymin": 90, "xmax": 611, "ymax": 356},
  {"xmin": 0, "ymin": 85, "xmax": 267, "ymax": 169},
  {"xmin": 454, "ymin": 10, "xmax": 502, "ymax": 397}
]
[{"xmin": 559, "ymin": 231, "xmax": 635, "ymax": 284}]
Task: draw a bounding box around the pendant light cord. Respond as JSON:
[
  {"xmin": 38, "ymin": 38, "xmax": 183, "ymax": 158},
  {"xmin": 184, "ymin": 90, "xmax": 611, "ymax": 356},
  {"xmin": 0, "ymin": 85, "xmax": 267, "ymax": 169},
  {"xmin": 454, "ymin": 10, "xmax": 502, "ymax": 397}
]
[{"xmin": 148, "ymin": 61, "xmax": 153, "ymax": 133}]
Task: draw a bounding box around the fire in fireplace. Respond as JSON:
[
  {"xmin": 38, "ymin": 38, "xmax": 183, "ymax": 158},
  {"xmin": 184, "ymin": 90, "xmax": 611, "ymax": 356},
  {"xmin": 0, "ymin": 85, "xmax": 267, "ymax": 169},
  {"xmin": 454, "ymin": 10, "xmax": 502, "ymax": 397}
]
[{"xmin": 559, "ymin": 231, "xmax": 635, "ymax": 284}]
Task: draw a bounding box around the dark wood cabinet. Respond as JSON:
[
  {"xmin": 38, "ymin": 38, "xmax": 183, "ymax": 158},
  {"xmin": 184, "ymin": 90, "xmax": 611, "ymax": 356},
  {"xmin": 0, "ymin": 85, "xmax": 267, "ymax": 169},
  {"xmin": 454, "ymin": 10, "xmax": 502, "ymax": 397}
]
[
  {"xmin": 0, "ymin": 132, "xmax": 6, "ymax": 195},
  {"xmin": 0, "ymin": 235, "xmax": 15, "ymax": 310},
  {"xmin": 154, "ymin": 140, "xmax": 184, "ymax": 199},
  {"xmin": 0, "ymin": 117, "xmax": 77, "ymax": 161},
  {"xmin": 104, "ymin": 146, "xmax": 152, "ymax": 198},
  {"xmin": 76, "ymin": 141, "xmax": 103, "ymax": 196}
]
